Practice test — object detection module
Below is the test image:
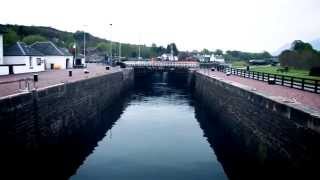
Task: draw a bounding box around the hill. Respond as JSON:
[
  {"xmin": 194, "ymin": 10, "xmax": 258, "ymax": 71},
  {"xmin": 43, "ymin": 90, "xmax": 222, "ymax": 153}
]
[{"xmin": 0, "ymin": 24, "xmax": 164, "ymax": 59}]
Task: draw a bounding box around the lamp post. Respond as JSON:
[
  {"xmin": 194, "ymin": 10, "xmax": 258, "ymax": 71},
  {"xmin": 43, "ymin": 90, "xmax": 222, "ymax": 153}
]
[
  {"xmin": 109, "ymin": 24, "xmax": 113, "ymax": 64},
  {"xmin": 83, "ymin": 25, "xmax": 87, "ymax": 65}
]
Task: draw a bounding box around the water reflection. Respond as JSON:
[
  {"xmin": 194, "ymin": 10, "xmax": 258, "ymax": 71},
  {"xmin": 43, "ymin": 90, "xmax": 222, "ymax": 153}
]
[{"xmin": 70, "ymin": 72, "xmax": 227, "ymax": 180}]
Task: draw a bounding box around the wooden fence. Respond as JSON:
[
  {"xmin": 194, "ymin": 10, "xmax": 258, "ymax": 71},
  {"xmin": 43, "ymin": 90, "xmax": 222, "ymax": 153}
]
[{"xmin": 215, "ymin": 66, "xmax": 319, "ymax": 94}]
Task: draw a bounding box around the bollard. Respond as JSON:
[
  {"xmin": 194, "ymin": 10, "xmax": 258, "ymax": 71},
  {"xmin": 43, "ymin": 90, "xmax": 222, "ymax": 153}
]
[
  {"xmin": 69, "ymin": 70, "xmax": 72, "ymax": 77},
  {"xmin": 106, "ymin": 66, "xmax": 110, "ymax": 70},
  {"xmin": 33, "ymin": 74, "xmax": 38, "ymax": 82},
  {"xmin": 268, "ymin": 78, "xmax": 275, "ymax": 85}
]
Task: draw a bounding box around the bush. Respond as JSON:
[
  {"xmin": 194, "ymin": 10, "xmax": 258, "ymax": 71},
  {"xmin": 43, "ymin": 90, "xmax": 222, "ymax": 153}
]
[{"xmin": 309, "ymin": 67, "xmax": 320, "ymax": 76}]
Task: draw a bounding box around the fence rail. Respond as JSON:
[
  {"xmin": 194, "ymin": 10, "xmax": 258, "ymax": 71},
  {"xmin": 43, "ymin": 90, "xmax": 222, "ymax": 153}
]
[{"xmin": 214, "ymin": 66, "xmax": 319, "ymax": 94}]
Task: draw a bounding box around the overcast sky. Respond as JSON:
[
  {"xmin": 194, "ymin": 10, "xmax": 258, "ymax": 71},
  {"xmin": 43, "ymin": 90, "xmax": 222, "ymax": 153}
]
[{"xmin": 0, "ymin": 0, "xmax": 319, "ymax": 52}]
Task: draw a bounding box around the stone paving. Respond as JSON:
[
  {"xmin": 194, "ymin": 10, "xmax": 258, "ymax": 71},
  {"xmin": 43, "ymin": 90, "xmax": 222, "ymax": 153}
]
[
  {"xmin": 0, "ymin": 64, "xmax": 120, "ymax": 98},
  {"xmin": 198, "ymin": 69, "xmax": 320, "ymax": 111}
]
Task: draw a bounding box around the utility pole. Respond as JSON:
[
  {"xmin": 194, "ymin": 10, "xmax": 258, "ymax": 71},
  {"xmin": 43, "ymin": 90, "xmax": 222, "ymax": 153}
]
[{"xmin": 119, "ymin": 43, "xmax": 121, "ymax": 62}]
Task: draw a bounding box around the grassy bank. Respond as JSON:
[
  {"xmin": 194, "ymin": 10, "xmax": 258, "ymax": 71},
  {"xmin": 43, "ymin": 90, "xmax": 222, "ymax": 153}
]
[
  {"xmin": 249, "ymin": 65, "xmax": 320, "ymax": 80},
  {"xmin": 230, "ymin": 61, "xmax": 248, "ymax": 68}
]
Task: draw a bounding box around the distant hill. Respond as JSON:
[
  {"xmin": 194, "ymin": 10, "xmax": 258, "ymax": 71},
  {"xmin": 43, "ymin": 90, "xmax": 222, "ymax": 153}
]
[
  {"xmin": 273, "ymin": 38, "xmax": 320, "ymax": 56},
  {"xmin": 0, "ymin": 24, "xmax": 159, "ymax": 58}
]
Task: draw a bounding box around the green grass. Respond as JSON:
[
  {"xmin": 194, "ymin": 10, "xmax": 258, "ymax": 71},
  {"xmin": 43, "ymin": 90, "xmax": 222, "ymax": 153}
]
[
  {"xmin": 231, "ymin": 61, "xmax": 248, "ymax": 68},
  {"xmin": 249, "ymin": 65, "xmax": 320, "ymax": 80}
]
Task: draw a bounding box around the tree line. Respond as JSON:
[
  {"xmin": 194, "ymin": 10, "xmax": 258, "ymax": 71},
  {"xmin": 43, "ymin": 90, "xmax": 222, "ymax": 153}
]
[
  {"xmin": 279, "ymin": 40, "xmax": 320, "ymax": 70},
  {"xmin": 0, "ymin": 24, "xmax": 178, "ymax": 58}
]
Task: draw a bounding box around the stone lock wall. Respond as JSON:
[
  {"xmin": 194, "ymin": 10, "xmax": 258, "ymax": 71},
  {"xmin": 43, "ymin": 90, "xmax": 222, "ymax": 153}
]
[
  {"xmin": 0, "ymin": 69, "xmax": 134, "ymax": 148},
  {"xmin": 193, "ymin": 71, "xmax": 320, "ymax": 174}
]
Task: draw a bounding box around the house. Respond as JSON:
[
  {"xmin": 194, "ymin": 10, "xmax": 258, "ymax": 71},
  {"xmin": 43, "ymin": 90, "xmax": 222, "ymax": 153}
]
[
  {"xmin": 160, "ymin": 53, "xmax": 178, "ymax": 61},
  {"xmin": 0, "ymin": 32, "xmax": 6, "ymax": 75},
  {"xmin": 210, "ymin": 55, "xmax": 225, "ymax": 63},
  {"xmin": 31, "ymin": 41, "xmax": 74, "ymax": 69},
  {"xmin": 3, "ymin": 42, "xmax": 45, "ymax": 74}
]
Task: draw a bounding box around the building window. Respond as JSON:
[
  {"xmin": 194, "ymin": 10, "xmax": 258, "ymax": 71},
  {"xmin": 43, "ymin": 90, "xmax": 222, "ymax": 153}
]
[
  {"xmin": 29, "ymin": 57, "xmax": 33, "ymax": 69},
  {"xmin": 37, "ymin": 58, "xmax": 42, "ymax": 65}
]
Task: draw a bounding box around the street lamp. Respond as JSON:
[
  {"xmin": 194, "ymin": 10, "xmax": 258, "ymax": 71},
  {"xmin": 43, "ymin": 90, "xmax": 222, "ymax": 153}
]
[
  {"xmin": 109, "ymin": 23, "xmax": 112, "ymax": 64},
  {"xmin": 83, "ymin": 25, "xmax": 88, "ymax": 65}
]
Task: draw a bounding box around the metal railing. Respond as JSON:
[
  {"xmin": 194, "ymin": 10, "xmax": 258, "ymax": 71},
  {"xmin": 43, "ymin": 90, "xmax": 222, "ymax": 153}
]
[
  {"xmin": 124, "ymin": 61, "xmax": 199, "ymax": 69},
  {"xmin": 215, "ymin": 66, "xmax": 319, "ymax": 94}
]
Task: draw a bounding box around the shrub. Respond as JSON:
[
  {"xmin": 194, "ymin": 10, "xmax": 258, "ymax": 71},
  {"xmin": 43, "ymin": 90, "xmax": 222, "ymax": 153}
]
[{"xmin": 309, "ymin": 67, "xmax": 320, "ymax": 76}]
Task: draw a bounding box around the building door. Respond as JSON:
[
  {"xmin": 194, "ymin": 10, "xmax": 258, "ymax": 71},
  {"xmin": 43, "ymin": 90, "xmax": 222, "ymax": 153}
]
[
  {"xmin": 9, "ymin": 65, "xmax": 14, "ymax": 75},
  {"xmin": 66, "ymin": 59, "xmax": 69, "ymax": 69}
]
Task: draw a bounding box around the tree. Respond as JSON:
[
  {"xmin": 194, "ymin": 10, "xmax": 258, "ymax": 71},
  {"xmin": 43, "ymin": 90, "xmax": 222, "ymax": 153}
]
[
  {"xmin": 279, "ymin": 40, "xmax": 320, "ymax": 70},
  {"xmin": 166, "ymin": 43, "xmax": 179, "ymax": 56},
  {"xmin": 201, "ymin": 48, "xmax": 210, "ymax": 54},
  {"xmin": 3, "ymin": 29, "xmax": 20, "ymax": 45},
  {"xmin": 214, "ymin": 49, "xmax": 223, "ymax": 56},
  {"xmin": 96, "ymin": 42, "xmax": 110, "ymax": 53},
  {"xmin": 291, "ymin": 40, "xmax": 313, "ymax": 52},
  {"xmin": 22, "ymin": 35, "xmax": 47, "ymax": 45}
]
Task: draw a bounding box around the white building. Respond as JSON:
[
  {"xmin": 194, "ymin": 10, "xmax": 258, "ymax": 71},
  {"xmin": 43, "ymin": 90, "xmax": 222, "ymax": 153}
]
[
  {"xmin": 160, "ymin": 53, "xmax": 178, "ymax": 61},
  {"xmin": 210, "ymin": 55, "xmax": 225, "ymax": 63},
  {"xmin": 31, "ymin": 41, "xmax": 73, "ymax": 69},
  {"xmin": 2, "ymin": 42, "xmax": 45, "ymax": 75},
  {"xmin": 0, "ymin": 33, "xmax": 6, "ymax": 75}
]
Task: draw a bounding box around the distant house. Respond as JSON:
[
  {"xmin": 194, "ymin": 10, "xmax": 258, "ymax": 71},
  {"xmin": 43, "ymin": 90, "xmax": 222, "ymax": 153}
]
[
  {"xmin": 3, "ymin": 42, "xmax": 45, "ymax": 74},
  {"xmin": 160, "ymin": 53, "xmax": 178, "ymax": 61},
  {"xmin": 31, "ymin": 41, "xmax": 73, "ymax": 69},
  {"xmin": 210, "ymin": 55, "xmax": 225, "ymax": 63},
  {"xmin": 249, "ymin": 59, "xmax": 268, "ymax": 65}
]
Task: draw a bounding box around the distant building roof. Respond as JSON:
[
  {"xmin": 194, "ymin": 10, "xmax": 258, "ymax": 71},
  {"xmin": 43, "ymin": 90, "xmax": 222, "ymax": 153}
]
[
  {"xmin": 4, "ymin": 42, "xmax": 44, "ymax": 56},
  {"xmin": 59, "ymin": 47, "xmax": 72, "ymax": 56},
  {"xmin": 31, "ymin": 41, "xmax": 70, "ymax": 56}
]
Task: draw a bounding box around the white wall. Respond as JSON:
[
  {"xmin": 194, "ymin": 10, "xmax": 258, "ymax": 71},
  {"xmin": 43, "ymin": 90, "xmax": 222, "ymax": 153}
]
[
  {"xmin": 0, "ymin": 34, "xmax": 3, "ymax": 64},
  {"xmin": 4, "ymin": 56, "xmax": 45, "ymax": 74},
  {"xmin": 0, "ymin": 66, "xmax": 8, "ymax": 75},
  {"xmin": 45, "ymin": 56, "xmax": 73, "ymax": 69}
]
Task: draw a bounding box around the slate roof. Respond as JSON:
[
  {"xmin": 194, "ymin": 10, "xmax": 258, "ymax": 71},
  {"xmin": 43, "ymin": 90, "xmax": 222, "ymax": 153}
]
[
  {"xmin": 4, "ymin": 42, "xmax": 44, "ymax": 56},
  {"xmin": 59, "ymin": 47, "xmax": 72, "ymax": 56},
  {"xmin": 31, "ymin": 41, "xmax": 71, "ymax": 56}
]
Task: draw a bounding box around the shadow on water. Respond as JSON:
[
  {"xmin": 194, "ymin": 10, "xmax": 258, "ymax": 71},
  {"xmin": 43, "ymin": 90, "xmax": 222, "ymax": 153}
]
[
  {"xmin": 1, "ymin": 93, "xmax": 131, "ymax": 180},
  {"xmin": 194, "ymin": 98, "xmax": 317, "ymax": 180}
]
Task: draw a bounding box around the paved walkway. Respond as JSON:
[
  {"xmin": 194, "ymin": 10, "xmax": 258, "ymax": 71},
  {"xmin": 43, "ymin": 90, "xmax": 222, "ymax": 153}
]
[
  {"xmin": 198, "ymin": 69, "xmax": 320, "ymax": 111},
  {"xmin": 0, "ymin": 64, "xmax": 120, "ymax": 98}
]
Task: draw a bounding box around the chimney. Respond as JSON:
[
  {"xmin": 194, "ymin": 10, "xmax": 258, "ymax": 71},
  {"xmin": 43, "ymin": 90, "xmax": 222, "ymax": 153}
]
[{"xmin": 0, "ymin": 34, "xmax": 3, "ymax": 64}]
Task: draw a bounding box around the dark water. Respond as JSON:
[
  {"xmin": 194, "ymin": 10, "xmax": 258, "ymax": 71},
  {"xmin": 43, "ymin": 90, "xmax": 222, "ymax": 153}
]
[{"xmin": 70, "ymin": 72, "xmax": 228, "ymax": 180}]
